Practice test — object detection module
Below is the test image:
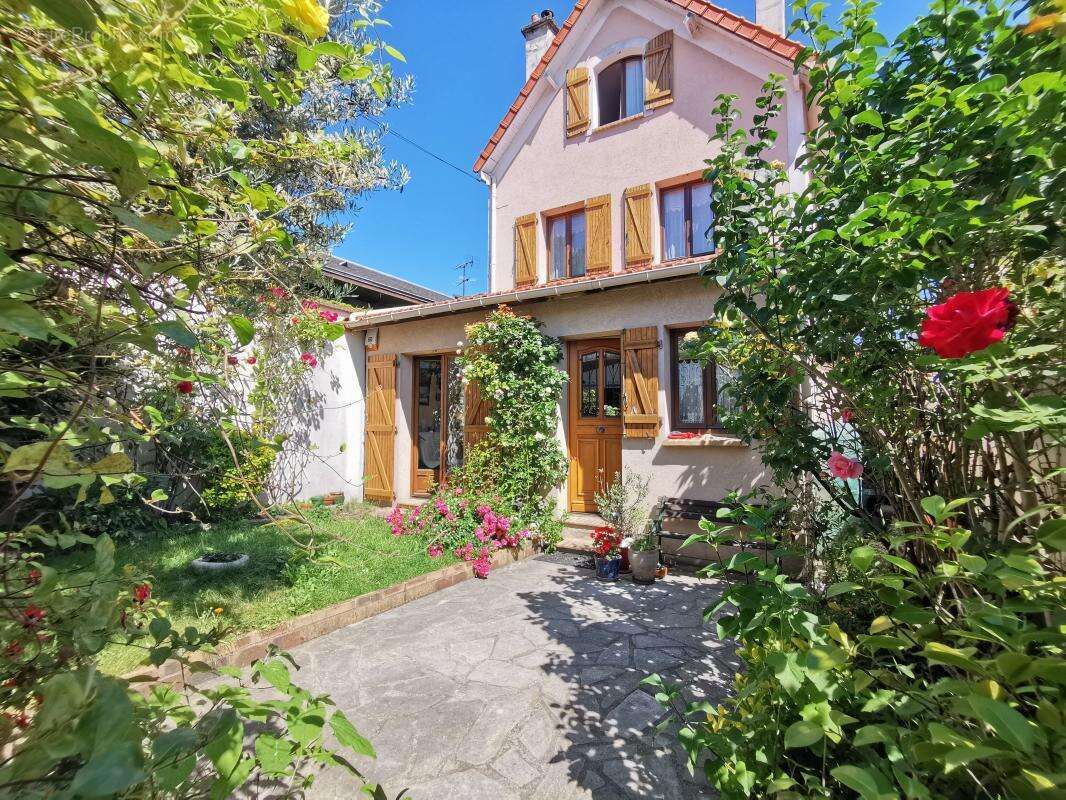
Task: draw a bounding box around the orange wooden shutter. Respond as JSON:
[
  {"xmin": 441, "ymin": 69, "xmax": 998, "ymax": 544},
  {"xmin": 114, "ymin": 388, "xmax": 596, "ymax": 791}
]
[
  {"xmin": 584, "ymin": 194, "xmax": 612, "ymax": 274},
  {"xmin": 644, "ymin": 31, "xmax": 673, "ymax": 108},
  {"xmin": 623, "ymin": 184, "xmax": 653, "ymax": 267},
  {"xmin": 463, "ymin": 378, "xmax": 491, "ymax": 451},
  {"xmin": 363, "ymin": 353, "xmax": 396, "ymax": 502},
  {"xmin": 622, "ymin": 327, "xmax": 661, "ymax": 438},
  {"xmin": 514, "ymin": 213, "xmax": 537, "ymax": 288},
  {"xmin": 565, "ymin": 67, "xmax": 590, "ymax": 136}
]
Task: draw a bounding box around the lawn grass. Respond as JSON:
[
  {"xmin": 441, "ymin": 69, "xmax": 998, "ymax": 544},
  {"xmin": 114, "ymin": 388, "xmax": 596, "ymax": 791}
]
[{"xmin": 46, "ymin": 505, "xmax": 452, "ymax": 676}]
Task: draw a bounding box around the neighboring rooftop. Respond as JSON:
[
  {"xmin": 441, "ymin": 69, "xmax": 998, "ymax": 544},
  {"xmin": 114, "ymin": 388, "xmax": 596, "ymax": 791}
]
[{"xmin": 325, "ymin": 256, "xmax": 451, "ymax": 309}]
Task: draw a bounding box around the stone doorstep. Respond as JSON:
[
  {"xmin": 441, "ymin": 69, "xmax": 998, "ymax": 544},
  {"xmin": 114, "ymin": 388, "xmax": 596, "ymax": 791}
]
[{"xmin": 125, "ymin": 544, "xmax": 537, "ymax": 688}]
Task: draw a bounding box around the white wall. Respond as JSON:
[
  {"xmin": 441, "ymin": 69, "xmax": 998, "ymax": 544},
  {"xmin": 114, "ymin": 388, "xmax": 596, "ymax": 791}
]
[{"xmin": 272, "ymin": 330, "xmax": 367, "ymax": 502}]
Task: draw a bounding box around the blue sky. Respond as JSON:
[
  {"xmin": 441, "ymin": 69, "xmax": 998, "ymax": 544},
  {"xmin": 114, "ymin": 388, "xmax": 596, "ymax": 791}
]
[{"xmin": 333, "ymin": 0, "xmax": 932, "ymax": 297}]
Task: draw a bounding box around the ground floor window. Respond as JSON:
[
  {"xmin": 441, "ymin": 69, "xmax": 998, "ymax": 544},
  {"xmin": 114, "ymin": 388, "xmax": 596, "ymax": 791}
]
[{"xmin": 670, "ymin": 327, "xmax": 734, "ymax": 430}]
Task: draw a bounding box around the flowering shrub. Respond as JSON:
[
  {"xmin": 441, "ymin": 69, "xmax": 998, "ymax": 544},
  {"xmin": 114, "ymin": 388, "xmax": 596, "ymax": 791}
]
[
  {"xmin": 386, "ymin": 486, "xmax": 532, "ymax": 579},
  {"xmin": 457, "ymin": 307, "xmax": 568, "ymax": 509},
  {"xmin": 917, "ymin": 287, "xmax": 1018, "ymax": 359}
]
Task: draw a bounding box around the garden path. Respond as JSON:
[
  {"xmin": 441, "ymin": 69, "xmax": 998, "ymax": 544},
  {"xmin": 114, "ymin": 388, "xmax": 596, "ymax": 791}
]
[{"xmin": 293, "ymin": 554, "xmax": 739, "ymax": 799}]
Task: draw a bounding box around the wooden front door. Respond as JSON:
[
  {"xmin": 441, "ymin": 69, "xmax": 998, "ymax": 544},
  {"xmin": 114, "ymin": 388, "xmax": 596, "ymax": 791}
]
[{"xmin": 567, "ymin": 339, "xmax": 623, "ymax": 512}]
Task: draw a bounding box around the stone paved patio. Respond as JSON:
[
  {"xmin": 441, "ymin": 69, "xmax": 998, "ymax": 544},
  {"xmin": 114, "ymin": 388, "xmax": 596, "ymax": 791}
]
[{"xmin": 293, "ymin": 554, "xmax": 739, "ymax": 799}]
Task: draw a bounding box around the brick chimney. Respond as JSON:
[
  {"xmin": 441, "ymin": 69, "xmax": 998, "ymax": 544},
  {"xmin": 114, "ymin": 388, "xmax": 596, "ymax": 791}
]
[
  {"xmin": 755, "ymin": 0, "xmax": 785, "ymax": 35},
  {"xmin": 521, "ymin": 10, "xmax": 559, "ymax": 79}
]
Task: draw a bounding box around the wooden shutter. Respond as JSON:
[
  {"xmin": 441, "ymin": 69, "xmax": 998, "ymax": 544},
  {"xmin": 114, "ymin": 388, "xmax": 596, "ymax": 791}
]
[
  {"xmin": 463, "ymin": 378, "xmax": 491, "ymax": 451},
  {"xmin": 622, "ymin": 327, "xmax": 661, "ymax": 438},
  {"xmin": 644, "ymin": 31, "xmax": 673, "ymax": 108},
  {"xmin": 623, "ymin": 184, "xmax": 653, "ymax": 267},
  {"xmin": 363, "ymin": 353, "xmax": 396, "ymax": 502},
  {"xmin": 565, "ymin": 67, "xmax": 590, "ymax": 137},
  {"xmin": 584, "ymin": 194, "xmax": 612, "ymax": 274},
  {"xmin": 514, "ymin": 213, "xmax": 537, "ymax": 288}
]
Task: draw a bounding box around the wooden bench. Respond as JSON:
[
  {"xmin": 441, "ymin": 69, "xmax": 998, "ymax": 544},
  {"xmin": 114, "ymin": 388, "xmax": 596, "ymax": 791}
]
[{"xmin": 647, "ymin": 496, "xmax": 771, "ymax": 565}]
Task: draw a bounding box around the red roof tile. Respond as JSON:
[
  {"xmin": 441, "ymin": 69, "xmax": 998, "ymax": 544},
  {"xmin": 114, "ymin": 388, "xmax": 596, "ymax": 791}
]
[{"xmin": 472, "ymin": 0, "xmax": 804, "ymax": 173}]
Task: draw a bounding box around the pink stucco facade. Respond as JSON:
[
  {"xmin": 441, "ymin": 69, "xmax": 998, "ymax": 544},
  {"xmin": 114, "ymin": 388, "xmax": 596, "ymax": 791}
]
[{"xmin": 478, "ymin": 0, "xmax": 806, "ymax": 291}]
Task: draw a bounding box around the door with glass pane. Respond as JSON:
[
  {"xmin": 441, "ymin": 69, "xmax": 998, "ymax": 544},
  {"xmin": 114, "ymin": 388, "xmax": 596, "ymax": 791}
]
[
  {"xmin": 567, "ymin": 340, "xmax": 623, "ymax": 513},
  {"xmin": 412, "ymin": 355, "xmax": 464, "ymax": 495}
]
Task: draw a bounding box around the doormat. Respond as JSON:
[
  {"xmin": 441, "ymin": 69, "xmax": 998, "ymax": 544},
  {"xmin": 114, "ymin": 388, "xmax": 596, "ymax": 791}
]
[{"xmin": 536, "ymin": 551, "xmax": 595, "ymax": 570}]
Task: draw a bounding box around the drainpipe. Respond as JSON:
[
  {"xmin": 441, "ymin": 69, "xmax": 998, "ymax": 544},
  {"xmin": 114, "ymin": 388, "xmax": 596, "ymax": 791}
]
[{"xmin": 479, "ymin": 170, "xmax": 496, "ymax": 294}]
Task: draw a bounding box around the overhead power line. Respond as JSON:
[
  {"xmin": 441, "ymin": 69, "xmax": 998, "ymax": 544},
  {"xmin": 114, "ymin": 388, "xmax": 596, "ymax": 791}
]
[{"xmin": 368, "ymin": 118, "xmax": 483, "ymax": 184}]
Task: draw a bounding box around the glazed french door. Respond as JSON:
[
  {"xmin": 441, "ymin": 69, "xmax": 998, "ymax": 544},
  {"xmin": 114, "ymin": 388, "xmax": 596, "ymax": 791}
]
[
  {"xmin": 567, "ymin": 339, "xmax": 623, "ymax": 512},
  {"xmin": 412, "ymin": 355, "xmax": 464, "ymax": 495}
]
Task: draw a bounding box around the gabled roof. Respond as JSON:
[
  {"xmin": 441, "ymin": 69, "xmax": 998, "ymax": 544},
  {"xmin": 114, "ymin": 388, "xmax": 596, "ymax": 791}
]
[
  {"xmin": 472, "ymin": 0, "xmax": 805, "ymax": 174},
  {"xmin": 324, "ymin": 256, "xmax": 450, "ymax": 305}
]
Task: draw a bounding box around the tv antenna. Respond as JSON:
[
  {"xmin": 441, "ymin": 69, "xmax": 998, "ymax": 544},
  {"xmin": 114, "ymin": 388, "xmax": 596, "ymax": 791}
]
[{"xmin": 454, "ymin": 258, "xmax": 474, "ymax": 297}]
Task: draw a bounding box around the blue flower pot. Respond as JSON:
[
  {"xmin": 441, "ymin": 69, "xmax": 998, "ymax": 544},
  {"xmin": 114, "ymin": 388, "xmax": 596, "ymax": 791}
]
[{"xmin": 595, "ymin": 556, "xmax": 622, "ymax": 581}]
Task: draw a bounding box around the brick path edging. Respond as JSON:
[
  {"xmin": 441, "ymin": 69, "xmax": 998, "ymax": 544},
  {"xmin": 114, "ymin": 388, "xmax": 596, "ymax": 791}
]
[{"xmin": 125, "ymin": 543, "xmax": 538, "ymax": 687}]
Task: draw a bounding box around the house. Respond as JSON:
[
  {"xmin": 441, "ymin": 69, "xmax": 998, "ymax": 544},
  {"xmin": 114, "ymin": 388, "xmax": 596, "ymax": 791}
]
[
  {"xmin": 298, "ymin": 0, "xmax": 808, "ymax": 514},
  {"xmin": 323, "ymin": 256, "xmax": 450, "ymax": 309}
]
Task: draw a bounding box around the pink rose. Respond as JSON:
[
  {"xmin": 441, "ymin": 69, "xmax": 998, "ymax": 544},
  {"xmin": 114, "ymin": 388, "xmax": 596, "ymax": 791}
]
[
  {"xmin": 827, "ymin": 451, "xmax": 863, "ymax": 480},
  {"xmin": 319, "ymin": 309, "xmax": 339, "ymax": 322},
  {"xmin": 427, "ymin": 543, "xmax": 443, "ymax": 558},
  {"xmin": 299, "ymin": 352, "xmax": 318, "ymax": 368}
]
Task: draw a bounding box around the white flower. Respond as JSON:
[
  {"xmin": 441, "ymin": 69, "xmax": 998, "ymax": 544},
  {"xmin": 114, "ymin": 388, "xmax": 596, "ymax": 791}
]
[
  {"xmin": 494, "ymin": 388, "xmax": 504, "ymax": 399},
  {"xmin": 683, "ymin": 331, "xmax": 700, "ymax": 344},
  {"xmin": 620, "ymin": 537, "xmax": 634, "ymax": 549},
  {"xmin": 455, "ymin": 349, "xmax": 462, "ymax": 354},
  {"xmin": 534, "ymin": 432, "xmax": 545, "ymax": 440},
  {"xmin": 456, "ymin": 341, "xmax": 464, "ymax": 347}
]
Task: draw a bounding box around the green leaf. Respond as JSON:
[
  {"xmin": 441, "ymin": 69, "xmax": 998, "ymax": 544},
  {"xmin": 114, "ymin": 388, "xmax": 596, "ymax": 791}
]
[
  {"xmin": 784, "ymin": 720, "xmax": 823, "ymax": 749},
  {"xmin": 153, "ymin": 320, "xmax": 198, "ymax": 348},
  {"xmin": 0, "ymin": 299, "xmax": 51, "ymax": 339},
  {"xmin": 383, "ymin": 44, "xmax": 406, "ymax": 62},
  {"xmin": 111, "ymin": 208, "xmax": 182, "ymax": 243},
  {"xmin": 254, "ymin": 735, "xmax": 292, "ymax": 776},
  {"xmin": 228, "ymin": 315, "xmax": 255, "ymax": 346},
  {"xmin": 28, "ymin": 0, "xmax": 97, "ymax": 32},
  {"xmin": 1035, "ymin": 518, "xmax": 1066, "ymax": 552},
  {"xmin": 0, "ymin": 268, "xmax": 47, "ymax": 296},
  {"xmin": 826, "ymin": 581, "xmax": 862, "ymax": 597},
  {"xmin": 850, "ymin": 545, "xmax": 876, "ymax": 572},
  {"xmin": 830, "ymin": 764, "xmax": 897, "ymax": 800},
  {"xmin": 330, "ymin": 710, "xmax": 376, "ymax": 758},
  {"xmin": 94, "ymin": 534, "xmax": 115, "ymax": 576},
  {"xmin": 966, "ymin": 695, "xmax": 1040, "ymax": 754},
  {"xmin": 69, "ymin": 743, "xmax": 147, "ymax": 797},
  {"xmin": 256, "ymin": 659, "xmax": 291, "ymax": 691},
  {"xmin": 204, "ymin": 710, "xmax": 245, "ymax": 782},
  {"xmin": 149, "ymin": 617, "xmax": 171, "ymax": 642},
  {"xmin": 852, "ymin": 109, "xmax": 884, "ymax": 129}
]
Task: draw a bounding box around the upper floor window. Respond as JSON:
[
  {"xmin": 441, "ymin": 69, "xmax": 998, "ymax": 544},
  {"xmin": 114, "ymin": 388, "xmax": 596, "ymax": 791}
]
[
  {"xmin": 598, "ymin": 57, "xmax": 643, "ymax": 125},
  {"xmin": 661, "ymin": 181, "xmax": 714, "ymax": 261},
  {"xmin": 548, "ymin": 209, "xmax": 586, "ymax": 280}
]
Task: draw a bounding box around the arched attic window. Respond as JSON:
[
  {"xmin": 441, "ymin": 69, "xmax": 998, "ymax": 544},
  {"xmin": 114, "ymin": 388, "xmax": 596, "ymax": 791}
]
[{"xmin": 597, "ymin": 56, "xmax": 643, "ymax": 125}]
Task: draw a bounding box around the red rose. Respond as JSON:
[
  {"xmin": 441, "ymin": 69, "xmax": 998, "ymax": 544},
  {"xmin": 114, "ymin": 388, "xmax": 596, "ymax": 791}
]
[
  {"xmin": 919, "ymin": 287, "xmax": 1017, "ymax": 359},
  {"xmin": 299, "ymin": 352, "xmax": 318, "ymax": 368},
  {"xmin": 319, "ymin": 309, "xmax": 339, "ymax": 323},
  {"xmin": 133, "ymin": 583, "xmax": 151, "ymax": 604},
  {"xmin": 27, "ymin": 568, "xmax": 41, "ymax": 586},
  {"xmin": 176, "ymin": 380, "xmax": 194, "ymax": 394},
  {"xmin": 270, "ymin": 286, "xmax": 287, "ymax": 299},
  {"xmin": 840, "ymin": 408, "xmax": 854, "ymax": 424},
  {"xmin": 227, "ymin": 355, "xmax": 238, "ymax": 365},
  {"xmin": 21, "ymin": 605, "xmax": 45, "ymax": 628},
  {"xmin": 246, "ymin": 356, "xmax": 257, "ymax": 365},
  {"xmin": 5, "ymin": 641, "xmax": 23, "ymax": 658}
]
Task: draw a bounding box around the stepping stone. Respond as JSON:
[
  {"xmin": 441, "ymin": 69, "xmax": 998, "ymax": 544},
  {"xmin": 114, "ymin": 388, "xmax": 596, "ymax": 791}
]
[{"xmin": 603, "ymin": 690, "xmax": 667, "ymax": 737}]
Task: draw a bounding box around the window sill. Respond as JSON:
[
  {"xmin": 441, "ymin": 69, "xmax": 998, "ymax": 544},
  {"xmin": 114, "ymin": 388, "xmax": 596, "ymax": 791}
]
[
  {"xmin": 592, "ymin": 112, "xmax": 644, "ymax": 134},
  {"xmin": 662, "ymin": 433, "xmax": 746, "ymax": 448}
]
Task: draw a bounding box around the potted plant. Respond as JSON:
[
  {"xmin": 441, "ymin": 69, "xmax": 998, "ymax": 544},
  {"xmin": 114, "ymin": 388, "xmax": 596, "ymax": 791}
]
[
  {"xmin": 591, "ymin": 526, "xmax": 623, "ymax": 580},
  {"xmin": 628, "ymin": 527, "xmax": 659, "ymax": 584},
  {"xmin": 594, "ymin": 470, "xmax": 654, "ymax": 582}
]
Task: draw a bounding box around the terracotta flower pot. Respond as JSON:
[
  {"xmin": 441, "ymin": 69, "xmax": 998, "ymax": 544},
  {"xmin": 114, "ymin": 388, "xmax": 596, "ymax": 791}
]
[{"xmin": 630, "ymin": 549, "xmax": 659, "ymax": 585}]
